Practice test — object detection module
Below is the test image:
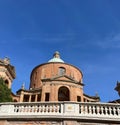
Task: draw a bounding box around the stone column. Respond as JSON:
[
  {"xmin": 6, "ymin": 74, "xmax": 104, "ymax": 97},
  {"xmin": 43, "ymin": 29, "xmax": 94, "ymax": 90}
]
[
  {"xmin": 50, "ymin": 84, "xmax": 56, "ymax": 101},
  {"xmin": 35, "ymin": 94, "xmax": 38, "ymax": 102},
  {"xmin": 41, "ymin": 85, "xmax": 45, "ymax": 101},
  {"xmin": 19, "ymin": 91, "xmax": 24, "ymax": 102},
  {"xmin": 55, "ymin": 85, "xmax": 58, "ymax": 101},
  {"xmin": 70, "ymin": 87, "xmax": 76, "ymax": 101},
  {"xmin": 29, "ymin": 95, "xmax": 31, "ymax": 102}
]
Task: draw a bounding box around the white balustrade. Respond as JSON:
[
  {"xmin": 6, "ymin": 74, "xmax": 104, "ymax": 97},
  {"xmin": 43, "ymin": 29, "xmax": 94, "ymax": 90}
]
[
  {"xmin": 78, "ymin": 102, "xmax": 120, "ymax": 117},
  {"xmin": 0, "ymin": 102, "xmax": 120, "ymax": 121},
  {"xmin": 10, "ymin": 102, "xmax": 61, "ymax": 115}
]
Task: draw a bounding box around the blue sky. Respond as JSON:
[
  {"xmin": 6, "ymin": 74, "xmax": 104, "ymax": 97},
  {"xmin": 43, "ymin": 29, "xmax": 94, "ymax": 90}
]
[{"xmin": 0, "ymin": 0, "xmax": 120, "ymax": 102}]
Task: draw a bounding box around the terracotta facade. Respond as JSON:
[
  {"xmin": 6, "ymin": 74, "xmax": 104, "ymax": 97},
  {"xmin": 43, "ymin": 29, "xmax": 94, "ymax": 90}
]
[{"xmin": 15, "ymin": 52, "xmax": 99, "ymax": 103}]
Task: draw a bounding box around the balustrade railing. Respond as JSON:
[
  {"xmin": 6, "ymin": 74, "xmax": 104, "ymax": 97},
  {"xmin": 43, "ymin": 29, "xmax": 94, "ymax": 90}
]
[
  {"xmin": 0, "ymin": 102, "xmax": 62, "ymax": 116},
  {"xmin": 14, "ymin": 102, "xmax": 61, "ymax": 114},
  {"xmin": 79, "ymin": 102, "xmax": 120, "ymax": 117},
  {"xmin": 0, "ymin": 102, "xmax": 120, "ymax": 121}
]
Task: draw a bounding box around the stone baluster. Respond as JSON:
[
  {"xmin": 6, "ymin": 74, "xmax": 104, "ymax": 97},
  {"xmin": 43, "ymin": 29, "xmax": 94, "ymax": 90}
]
[
  {"xmin": 92, "ymin": 105, "xmax": 95, "ymax": 114},
  {"xmin": 32, "ymin": 105, "xmax": 35, "ymax": 112},
  {"xmin": 47, "ymin": 105, "xmax": 50, "ymax": 113},
  {"xmin": 80, "ymin": 105, "xmax": 84, "ymax": 114},
  {"xmin": 46, "ymin": 105, "xmax": 49, "ymax": 113},
  {"xmin": 26, "ymin": 105, "xmax": 29, "ymax": 113},
  {"xmin": 113, "ymin": 107, "xmax": 116, "ymax": 115},
  {"xmin": 60, "ymin": 103, "xmax": 63, "ymax": 114},
  {"xmin": 42, "ymin": 105, "xmax": 45, "ymax": 113},
  {"xmin": 88, "ymin": 105, "xmax": 92, "ymax": 114},
  {"xmin": 107, "ymin": 106, "xmax": 110, "ymax": 116},
  {"xmin": 49, "ymin": 105, "xmax": 53, "ymax": 113},
  {"xmin": 14, "ymin": 105, "xmax": 18, "ymax": 113},
  {"xmin": 26, "ymin": 105, "xmax": 29, "ymax": 112},
  {"xmin": 56, "ymin": 104, "xmax": 60, "ymax": 113},
  {"xmin": 116, "ymin": 106, "xmax": 120, "ymax": 115},
  {"xmin": 96, "ymin": 105, "xmax": 100, "ymax": 115},
  {"xmin": 28, "ymin": 105, "xmax": 31, "ymax": 112},
  {"xmin": 104, "ymin": 106, "xmax": 108, "ymax": 115},
  {"xmin": 84, "ymin": 105, "xmax": 88, "ymax": 114},
  {"xmin": 101, "ymin": 106, "xmax": 104, "ymax": 115},
  {"xmin": 118, "ymin": 106, "xmax": 120, "ymax": 115},
  {"xmin": 18, "ymin": 105, "xmax": 22, "ymax": 112},
  {"xmin": 34, "ymin": 105, "xmax": 38, "ymax": 113},
  {"xmin": 28, "ymin": 105, "xmax": 31, "ymax": 113},
  {"xmin": 38, "ymin": 105, "xmax": 42, "ymax": 113},
  {"xmin": 52, "ymin": 105, "xmax": 55, "ymax": 113},
  {"xmin": 24, "ymin": 105, "xmax": 27, "ymax": 112},
  {"xmin": 108, "ymin": 106, "xmax": 112, "ymax": 115},
  {"xmin": 21, "ymin": 105, "xmax": 24, "ymax": 113}
]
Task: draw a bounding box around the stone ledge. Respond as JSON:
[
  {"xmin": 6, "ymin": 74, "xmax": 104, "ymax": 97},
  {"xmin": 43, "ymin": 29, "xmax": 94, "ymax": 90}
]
[{"xmin": 0, "ymin": 114, "xmax": 120, "ymax": 123}]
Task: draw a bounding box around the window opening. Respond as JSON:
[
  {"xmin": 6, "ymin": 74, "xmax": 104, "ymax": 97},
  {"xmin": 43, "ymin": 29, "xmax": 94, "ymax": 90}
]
[
  {"xmin": 59, "ymin": 67, "xmax": 66, "ymax": 75},
  {"xmin": 45, "ymin": 93, "xmax": 50, "ymax": 101},
  {"xmin": 31, "ymin": 95, "xmax": 35, "ymax": 102},
  {"xmin": 58, "ymin": 86, "xmax": 69, "ymax": 101},
  {"xmin": 37, "ymin": 94, "xmax": 41, "ymax": 101},
  {"xmin": 5, "ymin": 79, "xmax": 9, "ymax": 87},
  {"xmin": 77, "ymin": 96, "xmax": 81, "ymax": 102},
  {"xmin": 23, "ymin": 95, "xmax": 29, "ymax": 102}
]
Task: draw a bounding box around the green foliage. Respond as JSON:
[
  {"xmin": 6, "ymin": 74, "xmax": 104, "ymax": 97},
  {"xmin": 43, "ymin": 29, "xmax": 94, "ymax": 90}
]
[{"xmin": 0, "ymin": 78, "xmax": 13, "ymax": 102}]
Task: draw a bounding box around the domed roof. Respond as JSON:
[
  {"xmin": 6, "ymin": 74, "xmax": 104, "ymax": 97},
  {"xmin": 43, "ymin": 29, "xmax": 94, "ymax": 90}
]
[{"xmin": 48, "ymin": 51, "xmax": 64, "ymax": 63}]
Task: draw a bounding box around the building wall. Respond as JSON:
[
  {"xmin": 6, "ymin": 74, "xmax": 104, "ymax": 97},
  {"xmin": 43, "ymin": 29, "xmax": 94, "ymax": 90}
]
[{"xmin": 41, "ymin": 81, "xmax": 84, "ymax": 101}]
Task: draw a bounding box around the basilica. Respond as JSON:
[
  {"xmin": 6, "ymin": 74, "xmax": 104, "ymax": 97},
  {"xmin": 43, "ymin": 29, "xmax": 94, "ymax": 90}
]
[
  {"xmin": 0, "ymin": 51, "xmax": 100, "ymax": 103},
  {"xmin": 0, "ymin": 52, "xmax": 120, "ymax": 125}
]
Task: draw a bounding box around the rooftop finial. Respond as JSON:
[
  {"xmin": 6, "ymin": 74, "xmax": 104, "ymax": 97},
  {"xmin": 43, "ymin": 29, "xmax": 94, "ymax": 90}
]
[
  {"xmin": 4, "ymin": 57, "xmax": 10, "ymax": 65},
  {"xmin": 21, "ymin": 82, "xmax": 25, "ymax": 90},
  {"xmin": 48, "ymin": 51, "xmax": 64, "ymax": 63},
  {"xmin": 53, "ymin": 51, "xmax": 60, "ymax": 58}
]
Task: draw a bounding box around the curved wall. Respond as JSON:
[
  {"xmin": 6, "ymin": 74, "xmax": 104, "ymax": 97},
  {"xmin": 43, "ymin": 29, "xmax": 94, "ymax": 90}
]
[{"xmin": 30, "ymin": 62, "xmax": 83, "ymax": 89}]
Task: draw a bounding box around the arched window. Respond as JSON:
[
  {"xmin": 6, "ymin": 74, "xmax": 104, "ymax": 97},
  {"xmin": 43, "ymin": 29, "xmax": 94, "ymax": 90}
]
[
  {"xmin": 5, "ymin": 79, "xmax": 9, "ymax": 87},
  {"xmin": 58, "ymin": 86, "xmax": 70, "ymax": 101},
  {"xmin": 58, "ymin": 67, "xmax": 66, "ymax": 75}
]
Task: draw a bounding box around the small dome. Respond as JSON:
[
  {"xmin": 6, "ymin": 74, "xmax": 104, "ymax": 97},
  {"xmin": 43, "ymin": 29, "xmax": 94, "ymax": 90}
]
[{"xmin": 48, "ymin": 51, "xmax": 64, "ymax": 63}]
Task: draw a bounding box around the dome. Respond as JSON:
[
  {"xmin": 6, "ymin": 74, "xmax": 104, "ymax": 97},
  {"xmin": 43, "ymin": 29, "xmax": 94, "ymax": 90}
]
[{"xmin": 48, "ymin": 51, "xmax": 64, "ymax": 63}]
